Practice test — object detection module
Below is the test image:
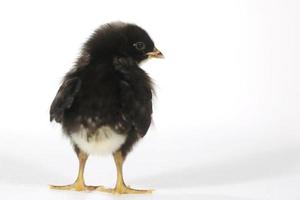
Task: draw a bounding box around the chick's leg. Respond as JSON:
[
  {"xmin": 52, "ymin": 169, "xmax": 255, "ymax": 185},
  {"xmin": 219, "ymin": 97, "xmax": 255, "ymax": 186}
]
[
  {"xmin": 49, "ymin": 150, "xmax": 97, "ymax": 191},
  {"xmin": 97, "ymin": 151, "xmax": 153, "ymax": 194}
]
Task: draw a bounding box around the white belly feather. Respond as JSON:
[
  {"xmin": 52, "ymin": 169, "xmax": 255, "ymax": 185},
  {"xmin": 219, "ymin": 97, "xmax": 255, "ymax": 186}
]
[{"xmin": 70, "ymin": 126, "xmax": 127, "ymax": 155}]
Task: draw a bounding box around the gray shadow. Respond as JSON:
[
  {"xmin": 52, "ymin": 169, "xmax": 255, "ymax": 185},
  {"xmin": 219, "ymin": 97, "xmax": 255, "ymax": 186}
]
[
  {"xmin": 115, "ymin": 193, "xmax": 254, "ymax": 200},
  {"xmin": 152, "ymin": 194, "xmax": 254, "ymax": 200},
  {"xmin": 0, "ymin": 154, "xmax": 63, "ymax": 185},
  {"xmin": 132, "ymin": 146, "xmax": 300, "ymax": 189}
]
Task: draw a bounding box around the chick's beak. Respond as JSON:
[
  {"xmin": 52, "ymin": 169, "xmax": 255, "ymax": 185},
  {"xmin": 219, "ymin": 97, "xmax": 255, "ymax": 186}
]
[{"xmin": 146, "ymin": 47, "xmax": 164, "ymax": 58}]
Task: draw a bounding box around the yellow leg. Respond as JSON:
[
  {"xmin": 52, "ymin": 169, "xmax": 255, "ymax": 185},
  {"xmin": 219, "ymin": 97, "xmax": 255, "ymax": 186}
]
[
  {"xmin": 49, "ymin": 151, "xmax": 97, "ymax": 191},
  {"xmin": 96, "ymin": 151, "xmax": 153, "ymax": 194}
]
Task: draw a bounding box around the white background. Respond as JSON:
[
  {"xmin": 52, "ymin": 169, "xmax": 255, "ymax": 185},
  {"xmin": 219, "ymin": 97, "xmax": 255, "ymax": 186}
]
[{"xmin": 0, "ymin": 0, "xmax": 299, "ymax": 200}]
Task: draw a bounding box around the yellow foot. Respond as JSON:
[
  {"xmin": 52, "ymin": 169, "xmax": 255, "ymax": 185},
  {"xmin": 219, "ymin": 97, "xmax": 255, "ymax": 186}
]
[
  {"xmin": 96, "ymin": 185, "xmax": 153, "ymax": 194},
  {"xmin": 49, "ymin": 183, "xmax": 98, "ymax": 191}
]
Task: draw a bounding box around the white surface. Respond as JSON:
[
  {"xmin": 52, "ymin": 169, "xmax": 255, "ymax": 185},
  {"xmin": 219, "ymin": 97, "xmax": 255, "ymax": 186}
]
[{"xmin": 0, "ymin": 0, "xmax": 300, "ymax": 200}]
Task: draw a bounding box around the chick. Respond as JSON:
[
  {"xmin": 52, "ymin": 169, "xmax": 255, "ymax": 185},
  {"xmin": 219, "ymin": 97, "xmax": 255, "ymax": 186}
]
[{"xmin": 49, "ymin": 22, "xmax": 163, "ymax": 194}]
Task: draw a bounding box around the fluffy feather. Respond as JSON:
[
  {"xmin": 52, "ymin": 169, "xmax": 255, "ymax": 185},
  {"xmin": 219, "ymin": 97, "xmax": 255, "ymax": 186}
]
[{"xmin": 50, "ymin": 22, "xmax": 157, "ymax": 157}]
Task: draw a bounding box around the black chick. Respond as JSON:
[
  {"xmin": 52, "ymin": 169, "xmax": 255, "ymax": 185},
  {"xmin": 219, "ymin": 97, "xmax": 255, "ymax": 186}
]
[{"xmin": 49, "ymin": 22, "xmax": 163, "ymax": 194}]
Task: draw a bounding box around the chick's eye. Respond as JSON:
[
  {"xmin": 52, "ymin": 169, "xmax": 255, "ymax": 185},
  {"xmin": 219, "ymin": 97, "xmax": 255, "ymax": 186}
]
[{"xmin": 133, "ymin": 42, "xmax": 146, "ymax": 51}]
